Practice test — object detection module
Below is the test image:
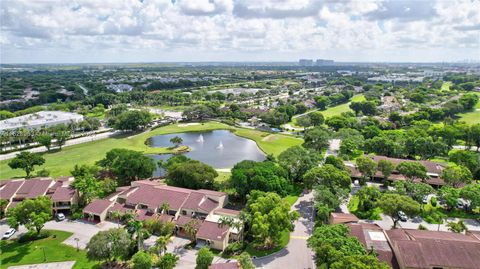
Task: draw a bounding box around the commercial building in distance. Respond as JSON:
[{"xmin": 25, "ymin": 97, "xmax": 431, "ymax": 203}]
[{"xmin": 0, "ymin": 111, "xmax": 84, "ymax": 132}]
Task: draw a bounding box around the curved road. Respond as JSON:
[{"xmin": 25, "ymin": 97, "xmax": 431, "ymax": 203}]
[{"xmin": 253, "ymin": 191, "xmax": 315, "ymax": 269}]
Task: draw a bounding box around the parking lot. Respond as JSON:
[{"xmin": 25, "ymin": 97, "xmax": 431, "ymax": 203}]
[{"xmin": 0, "ymin": 219, "xmax": 117, "ymax": 249}]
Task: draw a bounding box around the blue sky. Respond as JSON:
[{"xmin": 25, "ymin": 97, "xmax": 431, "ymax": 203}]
[{"xmin": 1, "ymin": 0, "xmax": 479, "ymax": 63}]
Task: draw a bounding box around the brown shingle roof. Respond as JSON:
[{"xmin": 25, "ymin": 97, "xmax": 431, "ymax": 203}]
[
  {"xmin": 370, "ymin": 156, "xmax": 445, "ymax": 175},
  {"xmin": 208, "ymin": 263, "xmax": 240, "ymax": 269},
  {"xmin": 196, "ymin": 220, "xmax": 229, "ymax": 241},
  {"xmin": 126, "ymin": 185, "xmax": 190, "ymax": 210},
  {"xmin": 330, "ymin": 213, "xmax": 359, "ymax": 224},
  {"xmin": 214, "ymin": 208, "xmax": 241, "ymax": 216},
  {"xmin": 0, "ymin": 180, "xmax": 24, "ymax": 200},
  {"xmin": 83, "ymin": 199, "xmax": 113, "ymax": 215},
  {"xmin": 386, "ymin": 229, "xmax": 480, "ymax": 269},
  {"xmin": 51, "ymin": 187, "xmax": 76, "ymax": 202},
  {"xmin": 15, "ymin": 178, "xmax": 53, "ymax": 199},
  {"xmin": 175, "ymin": 215, "xmax": 202, "ymax": 228}
]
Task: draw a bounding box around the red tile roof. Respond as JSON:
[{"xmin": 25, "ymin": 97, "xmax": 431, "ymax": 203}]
[
  {"xmin": 0, "ymin": 180, "xmax": 24, "ymax": 200},
  {"xmin": 126, "ymin": 185, "xmax": 190, "ymax": 210},
  {"xmin": 175, "ymin": 215, "xmax": 202, "ymax": 228},
  {"xmin": 136, "ymin": 209, "xmax": 157, "ymax": 221},
  {"xmin": 83, "ymin": 199, "xmax": 113, "ymax": 215},
  {"xmin": 51, "ymin": 187, "xmax": 76, "ymax": 202},
  {"xmin": 197, "ymin": 189, "xmax": 226, "ymax": 197},
  {"xmin": 108, "ymin": 202, "xmax": 135, "ymax": 214},
  {"xmin": 197, "ymin": 220, "xmax": 229, "ymax": 241},
  {"xmin": 16, "ymin": 178, "xmax": 53, "ymax": 198}
]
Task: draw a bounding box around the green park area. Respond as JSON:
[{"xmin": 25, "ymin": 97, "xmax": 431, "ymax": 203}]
[
  {"xmin": 0, "ymin": 122, "xmax": 303, "ymax": 179},
  {"xmin": 321, "ymin": 94, "xmax": 366, "ymax": 118},
  {"xmin": 457, "ymin": 92, "xmax": 480, "ymax": 125},
  {"xmin": 0, "ymin": 230, "xmax": 98, "ymax": 269}
]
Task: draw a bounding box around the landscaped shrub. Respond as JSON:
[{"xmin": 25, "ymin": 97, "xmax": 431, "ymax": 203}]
[
  {"xmin": 18, "ymin": 230, "xmax": 50, "ymax": 243},
  {"xmin": 430, "ymin": 196, "xmax": 437, "ymax": 207},
  {"xmin": 223, "ymin": 242, "xmax": 245, "ymax": 256}
]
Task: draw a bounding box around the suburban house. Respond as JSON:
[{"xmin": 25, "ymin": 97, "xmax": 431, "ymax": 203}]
[
  {"xmin": 348, "ymin": 224, "xmax": 480, "ymax": 269},
  {"xmin": 329, "ymin": 212, "xmax": 359, "ymax": 225},
  {"xmin": 348, "ymin": 155, "xmax": 446, "ymax": 187},
  {"xmin": 0, "ymin": 177, "xmax": 78, "ymax": 213},
  {"xmin": 208, "ymin": 262, "xmax": 240, "ymax": 269},
  {"xmin": 82, "ymin": 180, "xmax": 243, "ymax": 251}
]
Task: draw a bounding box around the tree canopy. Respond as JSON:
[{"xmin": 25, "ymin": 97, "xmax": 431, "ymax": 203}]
[
  {"xmin": 165, "ymin": 156, "xmax": 218, "ymax": 190},
  {"xmin": 8, "ymin": 151, "xmax": 45, "ymax": 177},
  {"xmin": 7, "ymin": 196, "xmax": 52, "ymax": 235},
  {"xmin": 277, "ymin": 146, "xmax": 321, "ymax": 182}
]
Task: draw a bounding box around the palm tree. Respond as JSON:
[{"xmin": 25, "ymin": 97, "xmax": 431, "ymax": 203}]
[
  {"xmin": 218, "ymin": 216, "xmax": 243, "ymax": 242},
  {"xmin": 160, "ymin": 202, "xmax": 170, "ymax": 214},
  {"xmin": 154, "ymin": 234, "xmax": 172, "ymax": 255},
  {"xmin": 110, "ymin": 210, "xmax": 122, "ymax": 227},
  {"xmin": 183, "ymin": 220, "xmax": 198, "ymax": 243},
  {"xmin": 128, "ymin": 220, "xmax": 145, "ymax": 250}
]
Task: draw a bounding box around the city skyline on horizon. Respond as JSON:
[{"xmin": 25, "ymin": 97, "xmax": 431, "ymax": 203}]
[{"xmin": 1, "ymin": 0, "xmax": 479, "ymax": 64}]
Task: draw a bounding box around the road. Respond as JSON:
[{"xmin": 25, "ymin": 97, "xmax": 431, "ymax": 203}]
[
  {"xmin": 0, "ymin": 130, "xmax": 118, "ymax": 161},
  {"xmin": 253, "ymin": 191, "xmax": 315, "ymax": 269}
]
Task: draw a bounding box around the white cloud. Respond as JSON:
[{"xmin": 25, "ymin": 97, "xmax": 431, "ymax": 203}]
[{"xmin": 0, "ymin": 0, "xmax": 478, "ymax": 63}]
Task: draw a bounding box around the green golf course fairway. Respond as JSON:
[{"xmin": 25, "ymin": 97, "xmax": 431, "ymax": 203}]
[{"xmin": 0, "ymin": 122, "xmax": 303, "ymax": 180}]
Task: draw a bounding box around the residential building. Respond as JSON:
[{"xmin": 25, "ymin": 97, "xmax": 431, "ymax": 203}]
[
  {"xmin": 0, "ymin": 111, "xmax": 84, "ymax": 132},
  {"xmin": 209, "ymin": 262, "xmax": 240, "ymax": 269},
  {"xmin": 329, "ymin": 212, "xmax": 359, "ymax": 225},
  {"xmin": 82, "ymin": 180, "xmax": 243, "ymax": 250},
  {"xmin": 348, "ymin": 155, "xmax": 446, "ymax": 187},
  {"xmin": 0, "ymin": 177, "xmax": 78, "ymax": 213}
]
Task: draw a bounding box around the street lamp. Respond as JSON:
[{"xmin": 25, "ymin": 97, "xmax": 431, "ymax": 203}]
[
  {"xmin": 36, "ymin": 246, "xmax": 46, "ymax": 262},
  {"xmin": 74, "ymin": 237, "xmax": 80, "ymax": 251}
]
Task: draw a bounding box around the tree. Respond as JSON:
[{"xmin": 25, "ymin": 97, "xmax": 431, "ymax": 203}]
[
  {"xmin": 314, "ymin": 96, "xmax": 329, "ymax": 110},
  {"xmin": 355, "ymin": 186, "xmax": 382, "ymax": 217},
  {"xmin": 154, "ymin": 235, "xmax": 172, "ymax": 256},
  {"xmin": 131, "ymin": 251, "xmax": 152, "ymax": 269},
  {"xmin": 307, "ymin": 224, "xmax": 366, "ymax": 267},
  {"xmin": 396, "ymin": 161, "xmax": 428, "ymax": 182},
  {"xmin": 237, "ymin": 252, "xmax": 255, "ymax": 269},
  {"xmin": 183, "ymin": 105, "xmax": 214, "ymax": 121},
  {"xmin": 296, "ymin": 115, "xmax": 312, "ymax": 130},
  {"xmin": 86, "ymin": 228, "xmax": 131, "ymax": 264},
  {"xmin": 7, "ymin": 196, "xmax": 52, "ymax": 235},
  {"xmin": 356, "ymin": 156, "xmax": 377, "ymax": 183},
  {"xmin": 324, "ymin": 155, "xmax": 347, "ymax": 171},
  {"xmin": 0, "ymin": 199, "xmax": 8, "ymax": 219},
  {"xmin": 244, "ymin": 191, "xmax": 299, "ymax": 249},
  {"xmin": 277, "ymin": 146, "xmax": 321, "ymax": 182},
  {"xmin": 184, "ymin": 219, "xmax": 199, "ymax": 242},
  {"xmin": 113, "ymin": 110, "xmax": 153, "ymax": 131},
  {"xmin": 169, "ymin": 136, "xmax": 183, "ymax": 147},
  {"xmin": 230, "ymin": 160, "xmax": 291, "ymax": 200},
  {"xmin": 447, "ymin": 220, "xmax": 467, "ymax": 233},
  {"xmin": 303, "ymin": 126, "xmax": 330, "ymax": 152},
  {"xmin": 157, "ymin": 253, "xmax": 179, "ymax": 269},
  {"xmin": 55, "ymin": 130, "xmax": 70, "ymax": 150},
  {"xmin": 339, "ymin": 138, "xmax": 359, "ymax": 158},
  {"xmin": 72, "ymin": 175, "xmax": 102, "ymax": 206},
  {"xmin": 8, "ymin": 151, "xmax": 45, "ymax": 177},
  {"xmin": 97, "ymin": 148, "xmax": 156, "ymax": 185},
  {"xmin": 166, "ymin": 158, "xmax": 217, "ymax": 190},
  {"xmin": 35, "ymin": 134, "xmax": 53, "ymax": 151},
  {"xmin": 460, "ymin": 183, "xmax": 480, "ymax": 211},
  {"xmin": 377, "ymin": 159, "xmax": 395, "ymax": 181},
  {"xmin": 376, "ymin": 193, "xmax": 420, "ymax": 228},
  {"xmin": 309, "ymin": 111, "xmax": 325, "ymax": 126},
  {"xmin": 442, "ymin": 165, "xmax": 473, "ymax": 188},
  {"xmin": 314, "ymin": 185, "xmax": 343, "ymax": 212},
  {"xmin": 303, "ymin": 164, "xmax": 351, "ymax": 194},
  {"xmin": 195, "ymin": 247, "xmax": 214, "ymax": 269},
  {"xmin": 393, "ymin": 181, "xmax": 434, "ymax": 203},
  {"xmin": 330, "ymin": 254, "xmax": 391, "ymax": 269},
  {"xmin": 438, "ymin": 186, "xmax": 460, "ymax": 211}
]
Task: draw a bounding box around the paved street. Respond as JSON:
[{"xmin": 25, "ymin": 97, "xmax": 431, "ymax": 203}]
[
  {"xmin": 0, "ymin": 219, "xmax": 117, "ymax": 249},
  {"xmin": 364, "ymin": 214, "xmax": 480, "ymax": 232},
  {"xmin": 253, "ymin": 191, "xmax": 315, "ymax": 269}
]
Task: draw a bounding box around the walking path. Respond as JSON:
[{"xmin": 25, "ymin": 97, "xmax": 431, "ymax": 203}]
[
  {"xmin": 253, "ymin": 191, "xmax": 315, "ymax": 269},
  {"xmin": 8, "ymin": 261, "xmax": 76, "ymax": 269}
]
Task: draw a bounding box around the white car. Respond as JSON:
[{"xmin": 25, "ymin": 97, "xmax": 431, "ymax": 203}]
[
  {"xmin": 55, "ymin": 213, "xmax": 66, "ymax": 221},
  {"xmin": 2, "ymin": 228, "xmax": 16, "ymax": 240}
]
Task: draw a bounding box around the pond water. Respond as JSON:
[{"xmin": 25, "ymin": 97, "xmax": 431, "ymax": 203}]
[{"xmin": 148, "ymin": 130, "xmax": 266, "ymax": 176}]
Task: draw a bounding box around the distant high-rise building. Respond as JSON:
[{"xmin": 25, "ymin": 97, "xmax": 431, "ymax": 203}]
[
  {"xmin": 299, "ymin": 59, "xmax": 314, "ymax": 66},
  {"xmin": 316, "ymin": 59, "xmax": 334, "ymax": 66}
]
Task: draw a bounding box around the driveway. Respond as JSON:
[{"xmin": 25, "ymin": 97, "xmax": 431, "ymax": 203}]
[
  {"xmin": 166, "ymin": 236, "xmax": 232, "ymax": 269},
  {"xmin": 253, "ymin": 191, "xmax": 315, "ymax": 269},
  {"xmin": 0, "ymin": 219, "xmax": 118, "ymax": 249},
  {"xmin": 366, "ymin": 214, "xmax": 480, "ymax": 232}
]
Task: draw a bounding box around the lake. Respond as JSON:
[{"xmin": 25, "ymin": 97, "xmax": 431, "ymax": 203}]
[{"xmin": 148, "ymin": 130, "xmax": 266, "ymax": 176}]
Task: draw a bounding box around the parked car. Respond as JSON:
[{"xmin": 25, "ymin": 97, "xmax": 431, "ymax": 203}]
[
  {"xmin": 422, "ymin": 196, "xmax": 429, "ymax": 204},
  {"xmin": 398, "ymin": 211, "xmax": 408, "ymax": 222},
  {"xmin": 55, "ymin": 213, "xmax": 66, "ymax": 221},
  {"xmin": 2, "ymin": 228, "xmax": 16, "ymax": 240}
]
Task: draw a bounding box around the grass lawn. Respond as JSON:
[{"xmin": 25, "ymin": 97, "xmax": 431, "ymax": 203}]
[
  {"xmin": 321, "ymin": 94, "xmax": 366, "ymax": 118},
  {"xmin": 441, "ymin": 81, "xmax": 452, "ymax": 91},
  {"xmin": 0, "ymin": 122, "xmax": 303, "ymax": 180},
  {"xmin": 245, "ymin": 229, "xmax": 290, "ymax": 257},
  {"xmin": 0, "ymin": 230, "xmax": 99, "ymax": 269}
]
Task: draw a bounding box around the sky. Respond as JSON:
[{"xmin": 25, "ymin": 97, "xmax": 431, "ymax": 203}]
[{"xmin": 1, "ymin": 0, "xmax": 479, "ymax": 64}]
